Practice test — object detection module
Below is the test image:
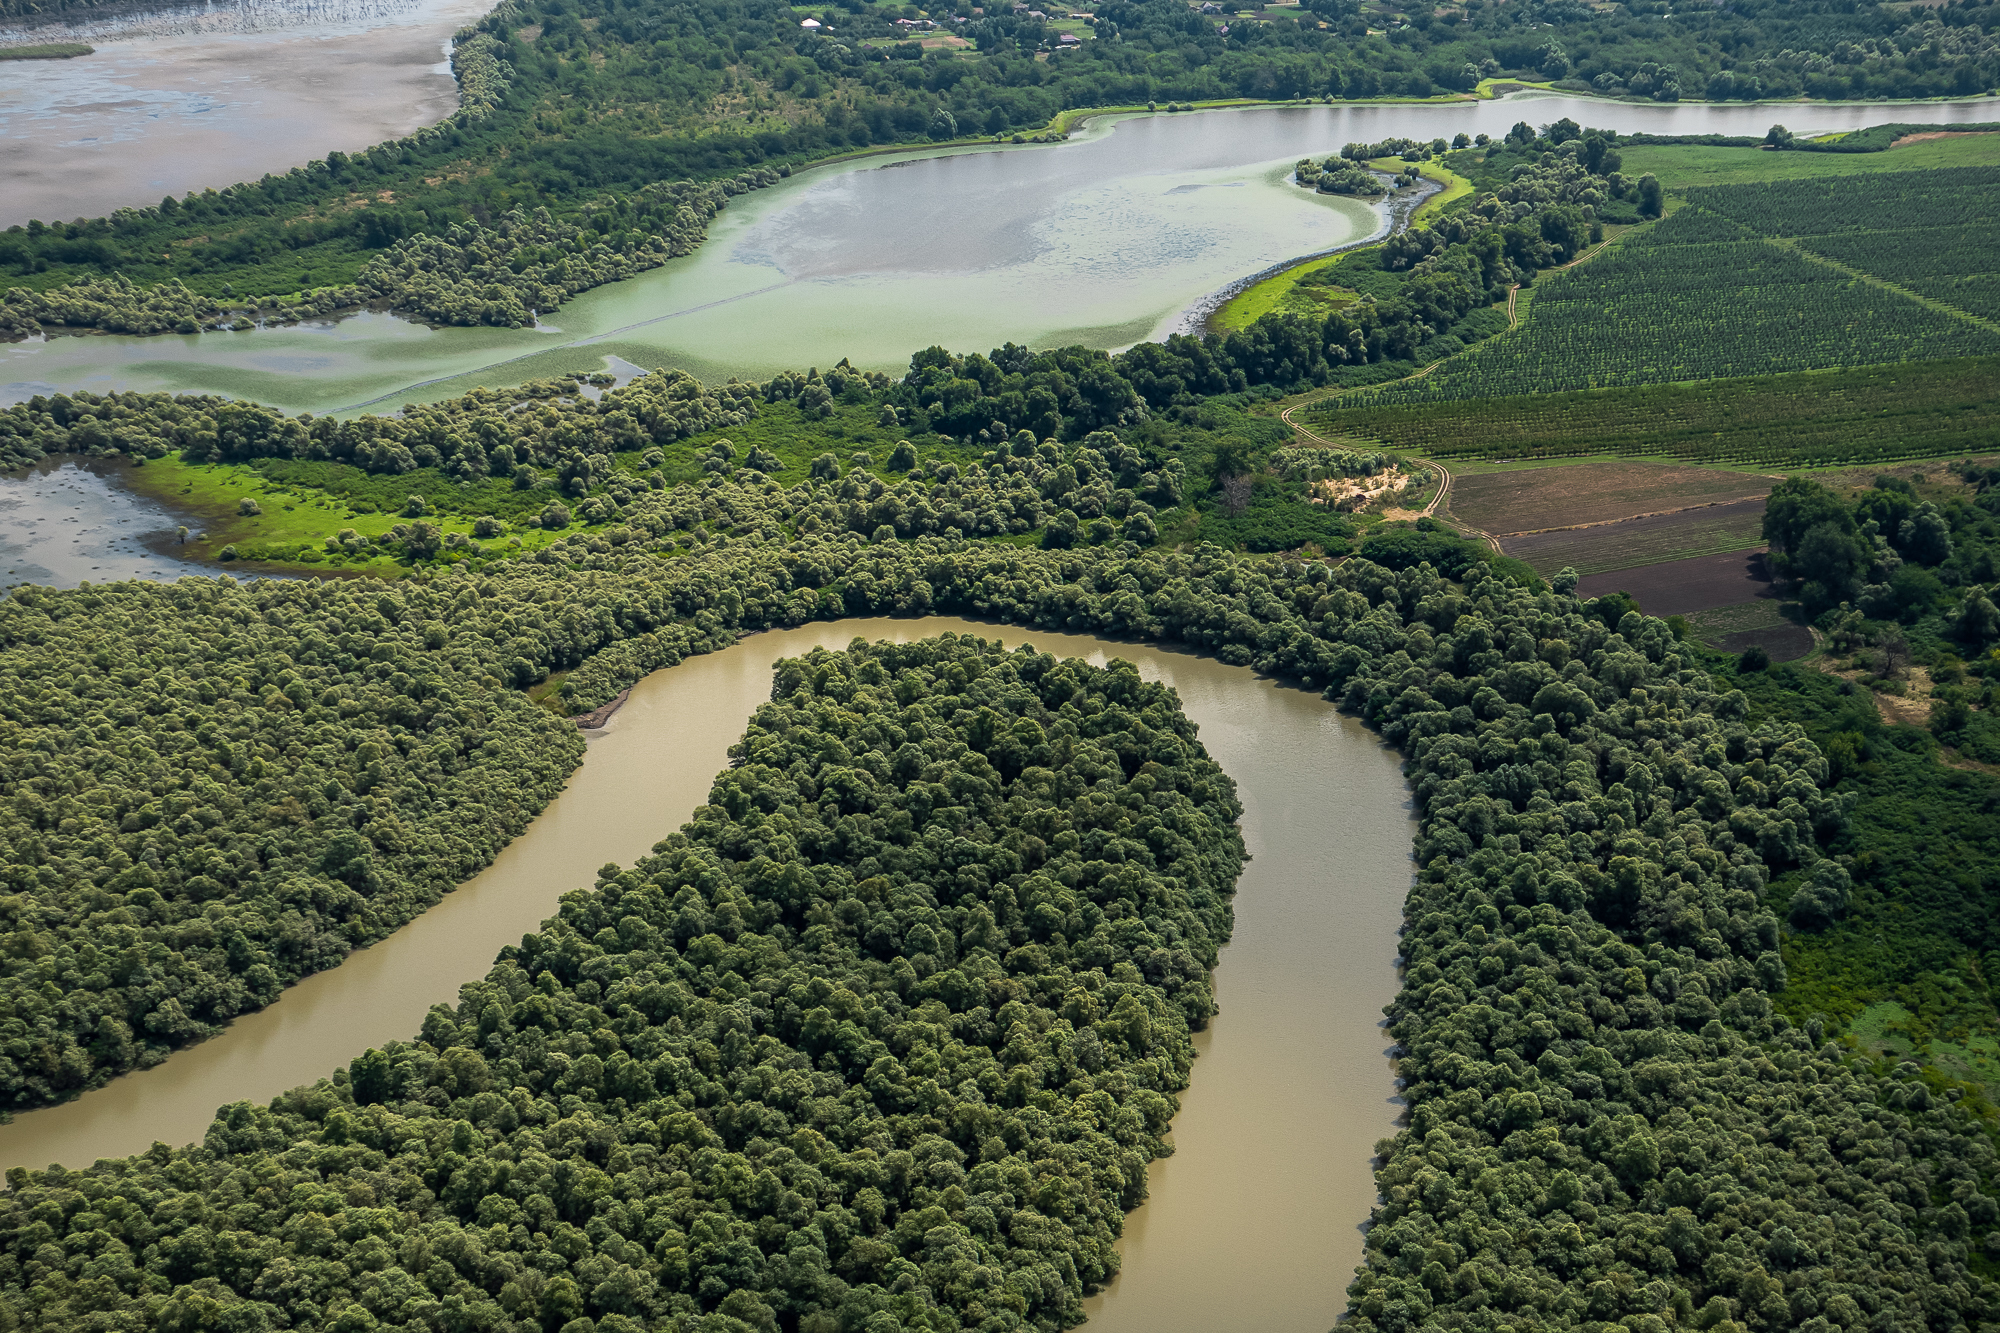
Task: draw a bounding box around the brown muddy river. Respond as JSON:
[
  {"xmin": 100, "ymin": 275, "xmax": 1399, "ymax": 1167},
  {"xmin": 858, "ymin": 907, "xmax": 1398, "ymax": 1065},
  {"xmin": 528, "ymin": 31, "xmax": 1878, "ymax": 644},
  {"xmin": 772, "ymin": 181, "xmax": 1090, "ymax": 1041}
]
[{"xmin": 0, "ymin": 615, "xmax": 1414, "ymax": 1333}]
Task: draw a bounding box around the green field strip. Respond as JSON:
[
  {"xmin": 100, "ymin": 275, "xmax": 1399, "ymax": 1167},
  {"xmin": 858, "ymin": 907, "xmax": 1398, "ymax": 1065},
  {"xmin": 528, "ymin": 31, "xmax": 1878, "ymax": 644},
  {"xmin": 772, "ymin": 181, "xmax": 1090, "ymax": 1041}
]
[{"xmin": 1308, "ymin": 356, "xmax": 2000, "ymax": 467}]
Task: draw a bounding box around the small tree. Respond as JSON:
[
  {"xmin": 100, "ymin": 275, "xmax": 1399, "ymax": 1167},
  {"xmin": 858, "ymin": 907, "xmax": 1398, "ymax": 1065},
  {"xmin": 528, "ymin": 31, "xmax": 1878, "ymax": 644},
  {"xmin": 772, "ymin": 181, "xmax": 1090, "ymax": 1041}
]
[{"xmin": 1636, "ymin": 173, "xmax": 1664, "ymax": 218}]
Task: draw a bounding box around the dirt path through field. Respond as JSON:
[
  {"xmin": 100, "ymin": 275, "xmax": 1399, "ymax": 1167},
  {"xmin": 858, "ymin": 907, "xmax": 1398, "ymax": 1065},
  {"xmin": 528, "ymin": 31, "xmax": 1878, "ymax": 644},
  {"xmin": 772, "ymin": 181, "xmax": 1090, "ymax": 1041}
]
[
  {"xmin": 1492, "ymin": 492, "xmax": 1773, "ymax": 538},
  {"xmin": 1506, "ymin": 240, "xmax": 1610, "ymax": 328},
  {"xmin": 1266, "ymin": 238, "xmax": 1614, "ymax": 556}
]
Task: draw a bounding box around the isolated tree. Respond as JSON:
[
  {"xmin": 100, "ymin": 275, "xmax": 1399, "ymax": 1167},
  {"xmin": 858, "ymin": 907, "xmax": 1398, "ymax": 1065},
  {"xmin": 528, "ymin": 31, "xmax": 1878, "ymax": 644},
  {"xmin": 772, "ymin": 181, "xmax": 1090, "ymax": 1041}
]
[{"xmin": 1636, "ymin": 172, "xmax": 1664, "ymax": 217}]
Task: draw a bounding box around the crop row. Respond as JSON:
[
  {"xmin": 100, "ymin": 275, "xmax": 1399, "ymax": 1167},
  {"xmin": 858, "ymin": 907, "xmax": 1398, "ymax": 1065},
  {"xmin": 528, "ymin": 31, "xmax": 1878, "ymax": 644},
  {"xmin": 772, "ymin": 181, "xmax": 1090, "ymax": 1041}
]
[
  {"xmin": 1687, "ymin": 165, "xmax": 2000, "ymax": 237},
  {"xmin": 1795, "ymin": 224, "xmax": 2000, "ymax": 287},
  {"xmin": 1313, "ymin": 356, "xmax": 2000, "ymax": 466},
  {"xmin": 1910, "ymin": 273, "xmax": 2000, "ymax": 323},
  {"xmin": 1339, "ymin": 235, "xmax": 2000, "ymax": 407}
]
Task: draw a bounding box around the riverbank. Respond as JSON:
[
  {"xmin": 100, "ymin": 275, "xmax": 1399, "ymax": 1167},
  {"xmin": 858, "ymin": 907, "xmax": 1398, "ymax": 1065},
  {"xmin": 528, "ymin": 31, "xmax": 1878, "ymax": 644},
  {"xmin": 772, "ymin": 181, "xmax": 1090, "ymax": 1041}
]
[
  {"xmin": 10, "ymin": 97, "xmax": 2000, "ymax": 410},
  {"xmin": 0, "ymin": 42, "xmax": 92, "ymax": 59},
  {"xmin": 1201, "ymin": 155, "xmax": 1474, "ymax": 335}
]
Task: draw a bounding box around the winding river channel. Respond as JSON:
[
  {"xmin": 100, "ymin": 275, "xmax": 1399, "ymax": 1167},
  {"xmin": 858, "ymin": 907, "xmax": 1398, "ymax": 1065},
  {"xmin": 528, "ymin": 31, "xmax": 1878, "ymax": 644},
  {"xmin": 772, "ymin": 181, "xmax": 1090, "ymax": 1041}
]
[
  {"xmin": 0, "ymin": 613, "xmax": 1415, "ymax": 1333},
  {"xmin": 5, "ymin": 94, "xmax": 1997, "ymax": 412}
]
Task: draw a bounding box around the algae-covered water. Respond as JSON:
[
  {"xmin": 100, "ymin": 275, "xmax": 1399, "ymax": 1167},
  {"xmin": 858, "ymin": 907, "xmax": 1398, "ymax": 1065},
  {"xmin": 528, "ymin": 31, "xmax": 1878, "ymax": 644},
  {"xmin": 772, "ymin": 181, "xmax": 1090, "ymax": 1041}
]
[{"xmin": 10, "ymin": 94, "xmax": 1995, "ymax": 413}]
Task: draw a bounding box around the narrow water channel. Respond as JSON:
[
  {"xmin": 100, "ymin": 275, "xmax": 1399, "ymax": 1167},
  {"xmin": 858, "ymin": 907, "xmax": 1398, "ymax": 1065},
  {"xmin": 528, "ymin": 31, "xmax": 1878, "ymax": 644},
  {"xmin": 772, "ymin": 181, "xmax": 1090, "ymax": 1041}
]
[{"xmin": 0, "ymin": 616, "xmax": 1414, "ymax": 1333}]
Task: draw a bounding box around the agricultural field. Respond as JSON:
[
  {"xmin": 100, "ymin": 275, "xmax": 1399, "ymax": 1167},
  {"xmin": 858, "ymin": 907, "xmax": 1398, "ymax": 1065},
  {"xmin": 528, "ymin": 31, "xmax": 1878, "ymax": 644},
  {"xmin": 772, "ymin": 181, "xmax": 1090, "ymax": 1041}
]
[
  {"xmin": 1312, "ymin": 356, "xmax": 2000, "ymax": 467},
  {"xmin": 1576, "ymin": 547, "xmax": 1811, "ymax": 662},
  {"xmin": 1341, "ymin": 204, "xmax": 2000, "ymax": 406},
  {"xmin": 1498, "ymin": 497, "xmax": 1768, "ymax": 576},
  {"xmin": 1619, "ymin": 131, "xmax": 2000, "ymax": 191},
  {"xmin": 1686, "ymin": 167, "xmax": 2000, "ymax": 324},
  {"xmin": 1445, "ymin": 459, "xmax": 1771, "ymax": 536}
]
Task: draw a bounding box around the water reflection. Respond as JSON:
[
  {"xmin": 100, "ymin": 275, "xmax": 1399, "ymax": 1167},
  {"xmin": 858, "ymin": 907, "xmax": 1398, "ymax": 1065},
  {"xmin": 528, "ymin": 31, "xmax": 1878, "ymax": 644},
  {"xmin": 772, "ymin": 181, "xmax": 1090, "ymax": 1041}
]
[
  {"xmin": 4, "ymin": 94, "xmax": 1995, "ymax": 410},
  {"xmin": 0, "ymin": 456, "xmax": 218, "ymax": 588}
]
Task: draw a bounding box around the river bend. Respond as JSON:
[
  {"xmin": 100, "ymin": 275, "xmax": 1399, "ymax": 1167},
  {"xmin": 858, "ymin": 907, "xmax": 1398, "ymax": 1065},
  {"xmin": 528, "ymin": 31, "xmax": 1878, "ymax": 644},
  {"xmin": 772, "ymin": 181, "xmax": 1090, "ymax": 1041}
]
[{"xmin": 0, "ymin": 616, "xmax": 1414, "ymax": 1333}]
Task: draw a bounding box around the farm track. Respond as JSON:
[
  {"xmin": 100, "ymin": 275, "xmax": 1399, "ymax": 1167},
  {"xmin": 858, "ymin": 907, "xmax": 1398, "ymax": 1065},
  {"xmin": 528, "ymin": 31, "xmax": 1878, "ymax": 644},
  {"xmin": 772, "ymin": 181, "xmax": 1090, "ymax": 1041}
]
[
  {"xmin": 1506, "ymin": 240, "xmax": 1611, "ymax": 328},
  {"xmin": 1490, "ymin": 492, "xmax": 1774, "ymax": 539},
  {"xmin": 1275, "ymin": 238, "xmax": 1616, "ymax": 555},
  {"xmin": 1763, "ymin": 233, "xmax": 2000, "ymax": 336}
]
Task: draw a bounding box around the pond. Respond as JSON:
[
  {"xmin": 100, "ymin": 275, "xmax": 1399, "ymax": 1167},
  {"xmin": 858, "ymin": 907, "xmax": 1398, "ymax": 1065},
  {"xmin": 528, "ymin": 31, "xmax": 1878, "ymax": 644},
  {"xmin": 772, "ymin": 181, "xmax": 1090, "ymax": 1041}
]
[
  {"xmin": 6, "ymin": 94, "xmax": 1995, "ymax": 413},
  {"xmin": 0, "ymin": 616, "xmax": 1416, "ymax": 1333},
  {"xmin": 0, "ymin": 454, "xmax": 222, "ymax": 589}
]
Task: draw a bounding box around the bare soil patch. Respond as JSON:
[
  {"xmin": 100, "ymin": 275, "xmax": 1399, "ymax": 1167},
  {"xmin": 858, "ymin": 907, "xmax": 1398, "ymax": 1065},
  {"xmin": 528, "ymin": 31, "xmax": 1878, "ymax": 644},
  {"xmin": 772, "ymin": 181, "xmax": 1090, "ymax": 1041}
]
[
  {"xmin": 1893, "ymin": 131, "xmax": 2000, "ymax": 146},
  {"xmin": 1503, "ymin": 499, "xmax": 1768, "ymax": 575},
  {"xmin": 1578, "ymin": 548, "xmax": 1777, "ymax": 618},
  {"xmin": 1449, "ymin": 461, "xmax": 1770, "ymax": 535},
  {"xmin": 1307, "ymin": 465, "xmax": 1416, "ymax": 512},
  {"xmin": 1581, "ymin": 548, "xmax": 1816, "ymax": 662},
  {"xmin": 1714, "ymin": 624, "xmax": 1814, "ymax": 663}
]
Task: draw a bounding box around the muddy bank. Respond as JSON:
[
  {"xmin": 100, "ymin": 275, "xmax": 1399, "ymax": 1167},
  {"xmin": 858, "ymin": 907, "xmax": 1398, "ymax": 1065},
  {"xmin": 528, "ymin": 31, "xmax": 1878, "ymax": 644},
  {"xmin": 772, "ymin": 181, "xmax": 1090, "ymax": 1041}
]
[{"xmin": 571, "ymin": 686, "xmax": 631, "ymax": 729}]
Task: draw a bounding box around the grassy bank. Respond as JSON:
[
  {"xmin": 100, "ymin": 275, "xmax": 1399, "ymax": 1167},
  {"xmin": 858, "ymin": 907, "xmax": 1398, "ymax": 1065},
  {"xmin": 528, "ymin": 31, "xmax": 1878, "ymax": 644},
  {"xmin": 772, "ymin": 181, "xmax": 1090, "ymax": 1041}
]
[
  {"xmin": 1210, "ymin": 157, "xmax": 1472, "ymax": 334},
  {"xmin": 122, "ymin": 454, "xmax": 557, "ymax": 575}
]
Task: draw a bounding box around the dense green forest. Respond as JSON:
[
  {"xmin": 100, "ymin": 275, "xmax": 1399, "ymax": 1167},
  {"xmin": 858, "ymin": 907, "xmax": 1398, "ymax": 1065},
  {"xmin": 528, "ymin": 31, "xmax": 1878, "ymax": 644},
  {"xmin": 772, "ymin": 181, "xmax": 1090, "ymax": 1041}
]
[
  {"xmin": 3, "ymin": 526, "xmax": 1998, "ymax": 1329},
  {"xmin": 4, "ymin": 60, "xmax": 2000, "ymax": 1321},
  {"xmin": 4, "ymin": 0, "xmax": 1999, "ymax": 328}
]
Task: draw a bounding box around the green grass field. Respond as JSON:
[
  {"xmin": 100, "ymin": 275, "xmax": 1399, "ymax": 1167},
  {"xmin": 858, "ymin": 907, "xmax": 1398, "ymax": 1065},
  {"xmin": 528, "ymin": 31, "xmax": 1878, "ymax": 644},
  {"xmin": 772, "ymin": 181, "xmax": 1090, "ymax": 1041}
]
[
  {"xmin": 120, "ymin": 394, "xmax": 997, "ymax": 573},
  {"xmin": 124, "ymin": 456, "xmax": 558, "ymax": 574},
  {"xmin": 1622, "ymin": 131, "xmax": 2000, "ymax": 191}
]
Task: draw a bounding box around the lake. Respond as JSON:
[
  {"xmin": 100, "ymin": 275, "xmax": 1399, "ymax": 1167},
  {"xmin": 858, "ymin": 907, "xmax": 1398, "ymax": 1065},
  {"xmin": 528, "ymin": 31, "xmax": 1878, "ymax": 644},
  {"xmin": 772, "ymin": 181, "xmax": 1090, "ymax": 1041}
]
[
  {"xmin": 6, "ymin": 93, "xmax": 1996, "ymax": 413},
  {"xmin": 0, "ymin": 0, "xmax": 495, "ymax": 230},
  {"xmin": 0, "ymin": 453, "xmax": 221, "ymax": 588}
]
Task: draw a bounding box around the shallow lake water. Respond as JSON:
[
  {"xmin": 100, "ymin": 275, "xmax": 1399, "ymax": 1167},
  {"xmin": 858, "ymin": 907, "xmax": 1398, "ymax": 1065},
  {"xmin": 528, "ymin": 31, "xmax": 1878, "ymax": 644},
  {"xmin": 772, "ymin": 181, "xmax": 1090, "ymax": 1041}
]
[
  {"xmin": 0, "ymin": 454, "xmax": 220, "ymax": 588},
  {"xmin": 7, "ymin": 93, "xmax": 1995, "ymax": 412},
  {"xmin": 0, "ymin": 615, "xmax": 1416, "ymax": 1333},
  {"xmin": 0, "ymin": 0, "xmax": 496, "ymax": 229}
]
